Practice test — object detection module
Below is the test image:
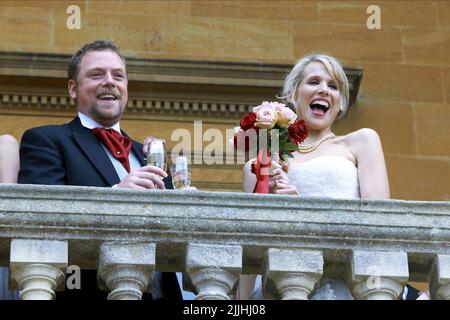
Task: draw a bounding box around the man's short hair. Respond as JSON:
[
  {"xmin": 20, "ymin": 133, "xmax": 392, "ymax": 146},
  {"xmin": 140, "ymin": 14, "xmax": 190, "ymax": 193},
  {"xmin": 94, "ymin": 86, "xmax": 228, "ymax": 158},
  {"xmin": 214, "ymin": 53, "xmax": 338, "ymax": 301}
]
[{"xmin": 67, "ymin": 40, "xmax": 127, "ymax": 81}]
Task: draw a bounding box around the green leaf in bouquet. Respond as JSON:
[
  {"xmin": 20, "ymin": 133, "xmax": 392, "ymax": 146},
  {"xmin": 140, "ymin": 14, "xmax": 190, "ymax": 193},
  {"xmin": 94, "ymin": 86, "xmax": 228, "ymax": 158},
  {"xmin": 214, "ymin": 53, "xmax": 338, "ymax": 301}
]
[{"xmin": 285, "ymin": 142, "xmax": 299, "ymax": 150}]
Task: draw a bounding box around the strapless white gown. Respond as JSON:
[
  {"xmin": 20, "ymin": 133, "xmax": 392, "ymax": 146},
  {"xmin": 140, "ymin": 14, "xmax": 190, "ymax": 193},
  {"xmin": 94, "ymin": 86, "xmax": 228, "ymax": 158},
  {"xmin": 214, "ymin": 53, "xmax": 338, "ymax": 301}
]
[
  {"xmin": 287, "ymin": 155, "xmax": 360, "ymax": 199},
  {"xmin": 242, "ymin": 156, "xmax": 360, "ymax": 300}
]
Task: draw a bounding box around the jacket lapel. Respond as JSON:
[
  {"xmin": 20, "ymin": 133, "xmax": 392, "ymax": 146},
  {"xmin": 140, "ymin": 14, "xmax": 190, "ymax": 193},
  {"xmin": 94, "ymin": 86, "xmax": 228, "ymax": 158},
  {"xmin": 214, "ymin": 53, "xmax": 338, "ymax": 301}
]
[
  {"xmin": 123, "ymin": 131, "xmax": 146, "ymax": 167},
  {"xmin": 69, "ymin": 117, "xmax": 120, "ymax": 186},
  {"xmin": 131, "ymin": 141, "xmax": 146, "ymax": 166}
]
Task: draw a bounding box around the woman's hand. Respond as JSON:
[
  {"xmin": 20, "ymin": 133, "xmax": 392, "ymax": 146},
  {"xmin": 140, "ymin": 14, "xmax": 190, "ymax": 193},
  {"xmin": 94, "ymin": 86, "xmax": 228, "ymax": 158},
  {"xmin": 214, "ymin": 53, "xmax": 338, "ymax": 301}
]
[
  {"xmin": 269, "ymin": 161, "xmax": 285, "ymax": 192},
  {"xmin": 269, "ymin": 161, "xmax": 299, "ymax": 195},
  {"xmin": 273, "ymin": 179, "xmax": 300, "ymax": 195}
]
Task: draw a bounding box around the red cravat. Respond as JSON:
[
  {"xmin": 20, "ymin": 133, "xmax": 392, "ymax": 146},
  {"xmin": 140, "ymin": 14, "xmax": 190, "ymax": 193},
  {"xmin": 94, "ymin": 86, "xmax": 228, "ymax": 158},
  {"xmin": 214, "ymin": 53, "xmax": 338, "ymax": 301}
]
[{"xmin": 92, "ymin": 127, "xmax": 132, "ymax": 173}]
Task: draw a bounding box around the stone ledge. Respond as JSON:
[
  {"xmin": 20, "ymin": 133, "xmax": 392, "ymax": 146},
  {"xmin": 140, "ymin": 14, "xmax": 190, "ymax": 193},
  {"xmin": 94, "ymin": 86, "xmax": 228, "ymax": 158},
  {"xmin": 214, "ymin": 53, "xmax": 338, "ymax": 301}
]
[{"xmin": 0, "ymin": 184, "xmax": 448, "ymax": 280}]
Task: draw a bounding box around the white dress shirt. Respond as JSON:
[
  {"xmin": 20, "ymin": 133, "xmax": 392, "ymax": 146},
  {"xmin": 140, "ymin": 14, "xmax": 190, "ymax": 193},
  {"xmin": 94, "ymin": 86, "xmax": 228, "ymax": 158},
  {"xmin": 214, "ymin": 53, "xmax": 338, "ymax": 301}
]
[{"xmin": 78, "ymin": 112, "xmax": 142, "ymax": 180}]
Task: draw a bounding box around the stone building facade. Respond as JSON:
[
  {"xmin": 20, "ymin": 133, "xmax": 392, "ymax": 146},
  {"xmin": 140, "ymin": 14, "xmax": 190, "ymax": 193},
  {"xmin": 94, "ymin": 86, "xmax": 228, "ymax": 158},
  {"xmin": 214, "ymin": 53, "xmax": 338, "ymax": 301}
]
[{"xmin": 0, "ymin": 0, "xmax": 449, "ymax": 200}]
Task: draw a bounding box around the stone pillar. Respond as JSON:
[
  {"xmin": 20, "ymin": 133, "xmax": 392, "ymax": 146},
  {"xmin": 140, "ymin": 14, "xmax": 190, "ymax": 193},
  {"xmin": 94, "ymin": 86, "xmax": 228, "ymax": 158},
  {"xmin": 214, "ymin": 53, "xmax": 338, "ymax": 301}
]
[
  {"xmin": 9, "ymin": 239, "xmax": 68, "ymax": 300},
  {"xmin": 430, "ymin": 254, "xmax": 450, "ymax": 300},
  {"xmin": 349, "ymin": 250, "xmax": 409, "ymax": 300},
  {"xmin": 263, "ymin": 248, "xmax": 323, "ymax": 300},
  {"xmin": 185, "ymin": 243, "xmax": 242, "ymax": 300},
  {"xmin": 98, "ymin": 242, "xmax": 155, "ymax": 300}
]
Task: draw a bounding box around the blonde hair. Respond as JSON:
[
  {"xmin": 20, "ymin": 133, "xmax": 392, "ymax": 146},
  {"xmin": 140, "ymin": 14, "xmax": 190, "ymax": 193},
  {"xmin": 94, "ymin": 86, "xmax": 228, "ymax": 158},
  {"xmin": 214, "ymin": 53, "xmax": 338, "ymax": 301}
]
[{"xmin": 279, "ymin": 54, "xmax": 349, "ymax": 119}]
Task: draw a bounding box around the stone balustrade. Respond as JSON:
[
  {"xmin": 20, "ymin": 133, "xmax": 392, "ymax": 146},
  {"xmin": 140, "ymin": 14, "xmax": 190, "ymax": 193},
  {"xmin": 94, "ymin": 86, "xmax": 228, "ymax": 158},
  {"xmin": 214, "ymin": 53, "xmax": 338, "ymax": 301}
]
[{"xmin": 0, "ymin": 184, "xmax": 449, "ymax": 300}]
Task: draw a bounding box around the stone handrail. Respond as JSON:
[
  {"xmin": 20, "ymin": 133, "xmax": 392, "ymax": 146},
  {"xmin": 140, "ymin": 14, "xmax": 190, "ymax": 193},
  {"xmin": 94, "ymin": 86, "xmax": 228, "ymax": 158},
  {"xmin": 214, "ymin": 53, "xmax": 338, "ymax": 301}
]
[{"xmin": 0, "ymin": 184, "xmax": 449, "ymax": 300}]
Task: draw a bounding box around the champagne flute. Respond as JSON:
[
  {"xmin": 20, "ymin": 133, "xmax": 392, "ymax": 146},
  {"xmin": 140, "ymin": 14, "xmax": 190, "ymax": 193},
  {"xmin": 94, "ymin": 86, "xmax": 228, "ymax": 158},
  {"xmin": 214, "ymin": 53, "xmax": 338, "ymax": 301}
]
[
  {"xmin": 172, "ymin": 156, "xmax": 191, "ymax": 190},
  {"xmin": 147, "ymin": 139, "xmax": 167, "ymax": 172}
]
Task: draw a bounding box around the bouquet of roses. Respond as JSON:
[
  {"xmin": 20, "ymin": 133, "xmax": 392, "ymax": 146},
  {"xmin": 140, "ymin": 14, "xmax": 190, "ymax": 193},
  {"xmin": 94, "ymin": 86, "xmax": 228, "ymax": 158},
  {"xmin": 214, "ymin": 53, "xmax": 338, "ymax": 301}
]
[{"xmin": 232, "ymin": 101, "xmax": 308, "ymax": 193}]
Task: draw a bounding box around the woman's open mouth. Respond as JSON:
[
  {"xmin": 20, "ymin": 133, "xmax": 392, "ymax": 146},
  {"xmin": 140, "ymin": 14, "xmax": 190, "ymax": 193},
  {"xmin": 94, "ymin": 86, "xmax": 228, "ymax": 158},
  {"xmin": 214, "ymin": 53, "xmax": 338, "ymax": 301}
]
[{"xmin": 309, "ymin": 99, "xmax": 330, "ymax": 116}]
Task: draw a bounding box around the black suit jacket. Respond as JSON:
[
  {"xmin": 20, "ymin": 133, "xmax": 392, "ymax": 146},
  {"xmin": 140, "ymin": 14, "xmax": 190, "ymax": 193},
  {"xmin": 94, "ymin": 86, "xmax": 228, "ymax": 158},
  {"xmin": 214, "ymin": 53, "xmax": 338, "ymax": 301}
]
[{"xmin": 18, "ymin": 116, "xmax": 181, "ymax": 300}]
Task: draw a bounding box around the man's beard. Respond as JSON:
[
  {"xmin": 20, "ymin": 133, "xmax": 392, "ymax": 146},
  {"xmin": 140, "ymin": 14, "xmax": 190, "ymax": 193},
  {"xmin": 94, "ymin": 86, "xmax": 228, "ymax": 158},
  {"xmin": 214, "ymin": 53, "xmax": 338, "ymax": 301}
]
[{"xmin": 90, "ymin": 102, "xmax": 124, "ymax": 123}]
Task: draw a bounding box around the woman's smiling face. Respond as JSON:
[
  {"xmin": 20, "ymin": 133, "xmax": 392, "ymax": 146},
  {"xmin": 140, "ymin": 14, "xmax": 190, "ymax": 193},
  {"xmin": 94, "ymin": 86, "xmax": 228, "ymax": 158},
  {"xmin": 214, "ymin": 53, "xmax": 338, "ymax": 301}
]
[{"xmin": 294, "ymin": 61, "xmax": 341, "ymax": 131}]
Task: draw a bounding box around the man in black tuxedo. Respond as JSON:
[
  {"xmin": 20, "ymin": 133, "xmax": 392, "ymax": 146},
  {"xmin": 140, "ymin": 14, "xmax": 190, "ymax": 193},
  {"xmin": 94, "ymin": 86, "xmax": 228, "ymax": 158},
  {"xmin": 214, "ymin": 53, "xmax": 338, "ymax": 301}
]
[{"xmin": 18, "ymin": 40, "xmax": 182, "ymax": 301}]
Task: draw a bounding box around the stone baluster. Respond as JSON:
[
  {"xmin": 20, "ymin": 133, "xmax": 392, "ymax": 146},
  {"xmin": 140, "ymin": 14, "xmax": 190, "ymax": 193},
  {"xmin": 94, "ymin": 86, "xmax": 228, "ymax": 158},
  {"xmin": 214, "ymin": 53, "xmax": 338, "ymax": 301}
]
[
  {"xmin": 430, "ymin": 254, "xmax": 450, "ymax": 300},
  {"xmin": 9, "ymin": 239, "xmax": 68, "ymax": 300},
  {"xmin": 185, "ymin": 243, "xmax": 242, "ymax": 300},
  {"xmin": 349, "ymin": 250, "xmax": 409, "ymax": 300},
  {"xmin": 263, "ymin": 248, "xmax": 323, "ymax": 300},
  {"xmin": 98, "ymin": 242, "xmax": 155, "ymax": 300}
]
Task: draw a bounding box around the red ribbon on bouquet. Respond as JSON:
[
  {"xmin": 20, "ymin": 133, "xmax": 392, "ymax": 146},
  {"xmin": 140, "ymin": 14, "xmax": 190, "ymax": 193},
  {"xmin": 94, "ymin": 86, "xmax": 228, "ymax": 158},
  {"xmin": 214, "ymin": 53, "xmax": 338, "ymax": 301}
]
[{"xmin": 251, "ymin": 148, "xmax": 272, "ymax": 194}]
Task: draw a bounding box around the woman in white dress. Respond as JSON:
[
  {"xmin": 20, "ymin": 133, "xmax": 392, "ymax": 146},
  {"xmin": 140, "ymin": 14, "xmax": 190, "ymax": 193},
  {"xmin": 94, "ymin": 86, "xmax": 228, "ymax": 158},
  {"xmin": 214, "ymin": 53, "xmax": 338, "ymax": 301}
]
[
  {"xmin": 0, "ymin": 134, "xmax": 20, "ymax": 300},
  {"xmin": 241, "ymin": 54, "xmax": 390, "ymax": 300}
]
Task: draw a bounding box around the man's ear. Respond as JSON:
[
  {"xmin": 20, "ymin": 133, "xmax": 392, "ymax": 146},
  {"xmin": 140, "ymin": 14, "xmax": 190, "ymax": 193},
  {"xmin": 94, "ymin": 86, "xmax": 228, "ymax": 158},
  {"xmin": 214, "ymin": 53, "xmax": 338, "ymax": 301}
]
[{"xmin": 68, "ymin": 79, "xmax": 77, "ymax": 100}]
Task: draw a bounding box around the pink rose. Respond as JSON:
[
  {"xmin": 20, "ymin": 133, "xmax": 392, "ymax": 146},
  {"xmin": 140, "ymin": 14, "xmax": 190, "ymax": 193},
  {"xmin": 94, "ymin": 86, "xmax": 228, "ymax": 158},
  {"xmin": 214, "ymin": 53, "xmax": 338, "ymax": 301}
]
[
  {"xmin": 269, "ymin": 101, "xmax": 287, "ymax": 112},
  {"xmin": 253, "ymin": 101, "xmax": 275, "ymax": 112},
  {"xmin": 276, "ymin": 107, "xmax": 297, "ymax": 128},
  {"xmin": 254, "ymin": 105, "xmax": 278, "ymax": 129}
]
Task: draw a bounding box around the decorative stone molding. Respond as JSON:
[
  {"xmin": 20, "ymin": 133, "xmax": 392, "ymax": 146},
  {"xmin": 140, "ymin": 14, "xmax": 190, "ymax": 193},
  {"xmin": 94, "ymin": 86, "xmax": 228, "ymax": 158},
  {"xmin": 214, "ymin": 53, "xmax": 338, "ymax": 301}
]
[
  {"xmin": 0, "ymin": 184, "xmax": 449, "ymax": 299},
  {"xmin": 98, "ymin": 242, "xmax": 155, "ymax": 300},
  {"xmin": 185, "ymin": 243, "xmax": 242, "ymax": 300},
  {"xmin": 430, "ymin": 254, "xmax": 450, "ymax": 300},
  {"xmin": 264, "ymin": 248, "xmax": 323, "ymax": 300},
  {"xmin": 0, "ymin": 52, "xmax": 362, "ymax": 119},
  {"xmin": 0, "ymin": 92, "xmax": 252, "ymax": 119},
  {"xmin": 349, "ymin": 250, "xmax": 409, "ymax": 300},
  {"xmin": 9, "ymin": 239, "xmax": 67, "ymax": 300}
]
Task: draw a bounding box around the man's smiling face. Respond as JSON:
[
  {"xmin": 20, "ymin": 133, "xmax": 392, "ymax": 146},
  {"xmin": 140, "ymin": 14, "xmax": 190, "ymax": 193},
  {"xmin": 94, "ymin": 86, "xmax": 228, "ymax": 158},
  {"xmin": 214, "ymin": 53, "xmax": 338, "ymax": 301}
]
[{"xmin": 68, "ymin": 49, "xmax": 128, "ymax": 127}]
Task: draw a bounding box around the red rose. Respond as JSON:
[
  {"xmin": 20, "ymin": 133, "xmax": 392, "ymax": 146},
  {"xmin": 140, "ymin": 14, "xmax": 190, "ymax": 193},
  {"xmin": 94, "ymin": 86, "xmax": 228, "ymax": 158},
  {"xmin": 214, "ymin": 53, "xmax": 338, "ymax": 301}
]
[
  {"xmin": 289, "ymin": 120, "xmax": 308, "ymax": 144},
  {"xmin": 240, "ymin": 112, "xmax": 257, "ymax": 131}
]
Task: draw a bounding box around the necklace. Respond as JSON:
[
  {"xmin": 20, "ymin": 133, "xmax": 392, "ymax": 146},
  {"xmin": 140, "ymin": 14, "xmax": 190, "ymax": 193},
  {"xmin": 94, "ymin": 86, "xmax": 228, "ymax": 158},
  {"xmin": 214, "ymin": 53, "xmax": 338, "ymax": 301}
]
[{"xmin": 298, "ymin": 133, "xmax": 335, "ymax": 153}]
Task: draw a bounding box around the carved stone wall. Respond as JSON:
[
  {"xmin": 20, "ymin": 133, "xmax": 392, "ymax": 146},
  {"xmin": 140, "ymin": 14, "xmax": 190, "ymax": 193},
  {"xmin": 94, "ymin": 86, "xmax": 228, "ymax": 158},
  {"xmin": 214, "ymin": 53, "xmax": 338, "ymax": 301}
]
[
  {"xmin": 0, "ymin": 52, "xmax": 362, "ymax": 192},
  {"xmin": 1, "ymin": 0, "xmax": 449, "ymax": 200}
]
